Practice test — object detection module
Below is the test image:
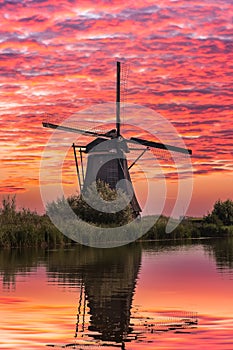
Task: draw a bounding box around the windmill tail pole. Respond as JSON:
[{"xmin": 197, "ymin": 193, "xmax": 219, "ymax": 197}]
[{"xmin": 116, "ymin": 61, "xmax": 121, "ymax": 137}]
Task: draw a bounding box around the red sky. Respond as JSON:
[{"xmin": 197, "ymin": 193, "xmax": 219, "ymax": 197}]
[{"xmin": 0, "ymin": 0, "xmax": 232, "ymax": 216}]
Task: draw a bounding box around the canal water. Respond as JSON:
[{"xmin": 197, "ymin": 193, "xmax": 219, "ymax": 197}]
[{"xmin": 0, "ymin": 238, "xmax": 233, "ymax": 349}]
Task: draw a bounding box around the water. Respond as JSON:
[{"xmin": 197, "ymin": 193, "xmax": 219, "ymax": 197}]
[{"xmin": 0, "ymin": 238, "xmax": 233, "ymax": 349}]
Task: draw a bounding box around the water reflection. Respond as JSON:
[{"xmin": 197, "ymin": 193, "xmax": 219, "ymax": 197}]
[
  {"xmin": 47, "ymin": 244, "xmax": 142, "ymax": 345},
  {"xmin": 204, "ymin": 237, "xmax": 233, "ymax": 271},
  {"xmin": 2, "ymin": 239, "xmax": 232, "ymax": 290},
  {"xmin": 1, "ymin": 238, "xmax": 233, "ymax": 348},
  {"xmin": 0, "ymin": 248, "xmax": 42, "ymax": 289}
]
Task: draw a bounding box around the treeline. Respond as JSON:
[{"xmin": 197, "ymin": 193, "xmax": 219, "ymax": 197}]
[
  {"xmin": 142, "ymin": 214, "xmax": 233, "ymax": 241},
  {"xmin": 141, "ymin": 199, "xmax": 233, "ymax": 240},
  {"xmin": 0, "ymin": 193, "xmax": 232, "ymax": 248}
]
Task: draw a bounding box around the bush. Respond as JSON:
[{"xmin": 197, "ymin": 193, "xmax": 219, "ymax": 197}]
[
  {"xmin": 204, "ymin": 199, "xmax": 233, "ymax": 226},
  {"xmin": 68, "ymin": 180, "xmax": 134, "ymax": 227},
  {"xmin": 200, "ymin": 223, "xmax": 220, "ymax": 237}
]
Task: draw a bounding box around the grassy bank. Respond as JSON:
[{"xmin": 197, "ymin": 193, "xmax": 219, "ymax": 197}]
[
  {"xmin": 0, "ymin": 196, "xmax": 232, "ymax": 248},
  {"xmin": 0, "ymin": 196, "xmax": 73, "ymax": 248},
  {"xmin": 141, "ymin": 216, "xmax": 233, "ymax": 241}
]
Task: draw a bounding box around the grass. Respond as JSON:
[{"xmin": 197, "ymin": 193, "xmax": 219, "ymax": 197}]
[
  {"xmin": 0, "ymin": 195, "xmax": 232, "ymax": 248},
  {"xmin": 0, "ymin": 195, "xmax": 73, "ymax": 248}
]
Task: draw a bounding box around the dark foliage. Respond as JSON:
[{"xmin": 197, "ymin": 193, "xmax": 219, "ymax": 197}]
[
  {"xmin": 0, "ymin": 195, "xmax": 73, "ymax": 248},
  {"xmin": 68, "ymin": 180, "xmax": 133, "ymax": 227},
  {"xmin": 204, "ymin": 199, "xmax": 233, "ymax": 226},
  {"xmin": 0, "ymin": 195, "xmax": 233, "ymax": 248}
]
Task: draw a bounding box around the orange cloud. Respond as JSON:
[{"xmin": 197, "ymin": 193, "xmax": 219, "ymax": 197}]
[{"xmin": 0, "ymin": 0, "xmax": 232, "ymax": 215}]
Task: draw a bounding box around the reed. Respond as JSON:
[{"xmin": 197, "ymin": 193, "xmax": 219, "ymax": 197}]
[
  {"xmin": 0, "ymin": 195, "xmax": 72, "ymax": 248},
  {"xmin": 0, "ymin": 196, "xmax": 232, "ymax": 248}
]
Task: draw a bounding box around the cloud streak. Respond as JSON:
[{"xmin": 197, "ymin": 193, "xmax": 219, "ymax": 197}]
[{"xmin": 0, "ymin": 0, "xmax": 232, "ymax": 214}]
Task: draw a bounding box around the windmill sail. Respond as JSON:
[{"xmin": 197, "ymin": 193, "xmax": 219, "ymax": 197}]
[
  {"xmin": 129, "ymin": 137, "xmax": 192, "ymax": 155},
  {"xmin": 42, "ymin": 61, "xmax": 192, "ymax": 220}
]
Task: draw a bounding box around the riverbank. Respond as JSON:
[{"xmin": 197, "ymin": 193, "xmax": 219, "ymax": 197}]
[{"xmin": 0, "ymin": 196, "xmax": 232, "ymax": 248}]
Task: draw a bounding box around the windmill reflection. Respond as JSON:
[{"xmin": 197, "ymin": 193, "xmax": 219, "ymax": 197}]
[
  {"xmin": 47, "ymin": 243, "xmax": 142, "ymax": 347},
  {"xmin": 78, "ymin": 245, "xmax": 141, "ymax": 345}
]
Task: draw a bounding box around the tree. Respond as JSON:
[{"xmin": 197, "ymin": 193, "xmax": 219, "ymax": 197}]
[
  {"xmin": 204, "ymin": 199, "xmax": 233, "ymax": 226},
  {"xmin": 68, "ymin": 180, "xmax": 133, "ymax": 226}
]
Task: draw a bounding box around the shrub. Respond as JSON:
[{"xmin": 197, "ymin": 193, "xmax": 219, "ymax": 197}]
[
  {"xmin": 204, "ymin": 199, "xmax": 233, "ymax": 226},
  {"xmin": 68, "ymin": 180, "xmax": 134, "ymax": 227}
]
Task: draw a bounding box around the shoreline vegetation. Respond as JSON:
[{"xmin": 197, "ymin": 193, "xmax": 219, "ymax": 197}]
[{"xmin": 0, "ymin": 193, "xmax": 232, "ymax": 249}]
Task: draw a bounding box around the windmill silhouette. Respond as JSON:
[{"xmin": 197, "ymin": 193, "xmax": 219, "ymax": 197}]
[
  {"xmin": 42, "ymin": 62, "xmax": 192, "ymax": 217},
  {"xmin": 45, "ymin": 245, "xmax": 197, "ymax": 349}
]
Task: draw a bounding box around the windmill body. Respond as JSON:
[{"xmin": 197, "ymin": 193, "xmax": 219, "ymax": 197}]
[
  {"xmin": 83, "ymin": 136, "xmax": 141, "ymax": 216},
  {"xmin": 42, "ymin": 61, "xmax": 192, "ymax": 219}
]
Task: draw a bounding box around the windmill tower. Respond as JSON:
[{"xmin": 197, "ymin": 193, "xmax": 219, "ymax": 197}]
[{"xmin": 42, "ymin": 62, "xmax": 192, "ymax": 218}]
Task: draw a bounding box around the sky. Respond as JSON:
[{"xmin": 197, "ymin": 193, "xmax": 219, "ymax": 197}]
[{"xmin": 0, "ymin": 0, "xmax": 232, "ymax": 217}]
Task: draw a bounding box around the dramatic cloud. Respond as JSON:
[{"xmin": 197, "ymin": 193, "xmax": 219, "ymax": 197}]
[{"xmin": 0, "ymin": 0, "xmax": 232, "ymax": 215}]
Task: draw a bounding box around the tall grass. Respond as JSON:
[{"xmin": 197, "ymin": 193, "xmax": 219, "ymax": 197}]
[
  {"xmin": 0, "ymin": 195, "xmax": 232, "ymax": 248},
  {"xmin": 0, "ymin": 195, "xmax": 73, "ymax": 248}
]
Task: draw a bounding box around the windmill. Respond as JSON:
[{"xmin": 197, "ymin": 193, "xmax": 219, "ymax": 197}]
[{"xmin": 42, "ymin": 62, "xmax": 192, "ymax": 218}]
